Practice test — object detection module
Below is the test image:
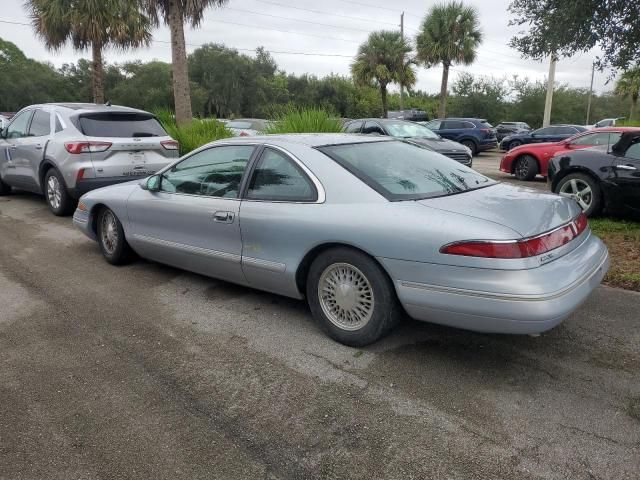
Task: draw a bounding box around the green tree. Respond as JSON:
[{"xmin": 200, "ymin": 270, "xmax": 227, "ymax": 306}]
[
  {"xmin": 614, "ymin": 68, "xmax": 640, "ymax": 121},
  {"xmin": 449, "ymin": 73, "xmax": 508, "ymax": 124},
  {"xmin": 509, "ymin": 0, "xmax": 640, "ymax": 71},
  {"xmin": 351, "ymin": 30, "xmax": 415, "ymax": 118},
  {"xmin": 142, "ymin": 0, "xmax": 229, "ymax": 125},
  {"xmin": 416, "ymin": 1, "xmax": 482, "ymax": 118},
  {"xmin": 26, "ymin": 0, "xmax": 152, "ymax": 104}
]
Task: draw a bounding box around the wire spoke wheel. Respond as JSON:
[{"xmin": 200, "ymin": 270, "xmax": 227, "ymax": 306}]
[
  {"xmin": 100, "ymin": 210, "xmax": 119, "ymax": 255},
  {"xmin": 559, "ymin": 178, "xmax": 593, "ymax": 211},
  {"xmin": 46, "ymin": 175, "xmax": 62, "ymax": 210},
  {"xmin": 318, "ymin": 263, "xmax": 374, "ymax": 331}
]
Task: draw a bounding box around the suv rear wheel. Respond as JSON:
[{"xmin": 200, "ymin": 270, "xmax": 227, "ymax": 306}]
[
  {"xmin": 461, "ymin": 139, "xmax": 477, "ymax": 156},
  {"xmin": 44, "ymin": 168, "xmax": 75, "ymax": 216}
]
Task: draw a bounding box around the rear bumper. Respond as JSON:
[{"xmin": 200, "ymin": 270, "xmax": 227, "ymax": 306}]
[
  {"xmin": 381, "ymin": 234, "xmax": 610, "ymax": 334},
  {"xmin": 68, "ymin": 176, "xmax": 144, "ymax": 199}
]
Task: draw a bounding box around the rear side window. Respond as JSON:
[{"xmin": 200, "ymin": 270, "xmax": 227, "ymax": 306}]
[
  {"xmin": 28, "ymin": 110, "xmax": 51, "ymax": 137},
  {"xmin": 78, "ymin": 113, "xmax": 167, "ymax": 138},
  {"xmin": 344, "ymin": 121, "xmax": 363, "ymax": 133},
  {"xmin": 247, "ymin": 148, "xmax": 317, "ymax": 202},
  {"xmin": 571, "ymin": 132, "xmax": 621, "ymax": 146},
  {"xmin": 362, "ymin": 121, "xmax": 385, "ymax": 135}
]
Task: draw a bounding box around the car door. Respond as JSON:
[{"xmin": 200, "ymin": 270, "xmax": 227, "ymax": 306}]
[
  {"xmin": 15, "ymin": 108, "xmax": 51, "ymax": 189},
  {"xmin": 611, "ymin": 140, "xmax": 640, "ymax": 213},
  {"xmin": 0, "ymin": 109, "xmax": 33, "ymax": 186},
  {"xmin": 126, "ymin": 144, "xmax": 257, "ymax": 284},
  {"xmin": 239, "ymin": 146, "xmax": 322, "ymax": 298},
  {"xmin": 437, "ymin": 120, "xmax": 462, "ymax": 141}
]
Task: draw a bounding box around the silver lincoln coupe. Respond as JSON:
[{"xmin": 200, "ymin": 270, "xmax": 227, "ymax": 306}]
[{"xmin": 73, "ymin": 134, "xmax": 610, "ymax": 346}]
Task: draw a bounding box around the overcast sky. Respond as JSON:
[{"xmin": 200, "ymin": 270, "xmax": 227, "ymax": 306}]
[{"xmin": 1, "ymin": 0, "xmax": 612, "ymax": 94}]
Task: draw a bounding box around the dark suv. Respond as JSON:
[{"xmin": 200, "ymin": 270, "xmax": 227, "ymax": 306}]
[{"xmin": 419, "ymin": 118, "xmax": 497, "ymax": 155}]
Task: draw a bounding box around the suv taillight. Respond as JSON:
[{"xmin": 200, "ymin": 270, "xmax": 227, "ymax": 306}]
[
  {"xmin": 161, "ymin": 140, "xmax": 179, "ymax": 150},
  {"xmin": 65, "ymin": 141, "xmax": 112, "ymax": 154},
  {"xmin": 440, "ymin": 213, "xmax": 588, "ymax": 259}
]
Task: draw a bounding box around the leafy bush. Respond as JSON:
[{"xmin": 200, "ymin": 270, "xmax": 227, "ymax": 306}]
[
  {"xmin": 155, "ymin": 109, "xmax": 232, "ymax": 155},
  {"xmin": 618, "ymin": 119, "xmax": 640, "ymax": 127},
  {"xmin": 265, "ymin": 107, "xmax": 344, "ymax": 134}
]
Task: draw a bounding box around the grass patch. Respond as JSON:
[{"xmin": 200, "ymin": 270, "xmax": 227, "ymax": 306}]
[
  {"xmin": 589, "ymin": 218, "xmax": 640, "ymax": 291},
  {"xmin": 155, "ymin": 109, "xmax": 232, "ymax": 155},
  {"xmin": 265, "ymin": 107, "xmax": 343, "ymax": 134}
]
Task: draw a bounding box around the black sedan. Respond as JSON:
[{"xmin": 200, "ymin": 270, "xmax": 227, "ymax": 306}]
[
  {"xmin": 495, "ymin": 121, "xmax": 531, "ymax": 141},
  {"xmin": 548, "ymin": 131, "xmax": 640, "ymax": 217},
  {"xmin": 501, "ymin": 125, "xmax": 588, "ymax": 151},
  {"xmin": 344, "ymin": 118, "xmax": 472, "ymax": 165}
]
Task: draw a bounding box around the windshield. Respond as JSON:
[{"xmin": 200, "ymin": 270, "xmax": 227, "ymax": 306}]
[
  {"xmin": 384, "ymin": 121, "xmax": 439, "ymax": 139},
  {"xmin": 318, "ymin": 140, "xmax": 495, "ymax": 201}
]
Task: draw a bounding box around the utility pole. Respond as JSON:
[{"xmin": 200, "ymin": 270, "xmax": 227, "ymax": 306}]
[
  {"xmin": 586, "ymin": 62, "xmax": 595, "ymax": 125},
  {"xmin": 399, "ymin": 11, "xmax": 405, "ymax": 112},
  {"xmin": 543, "ymin": 55, "xmax": 557, "ymax": 127}
]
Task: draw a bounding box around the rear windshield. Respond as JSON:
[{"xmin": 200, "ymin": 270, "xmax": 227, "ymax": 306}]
[
  {"xmin": 384, "ymin": 121, "xmax": 439, "ymax": 139},
  {"xmin": 78, "ymin": 113, "xmax": 167, "ymax": 138},
  {"xmin": 227, "ymin": 121, "xmax": 253, "ymax": 129},
  {"xmin": 318, "ymin": 141, "xmax": 495, "ymax": 201}
]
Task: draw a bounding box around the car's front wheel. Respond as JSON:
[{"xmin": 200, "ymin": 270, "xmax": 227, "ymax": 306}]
[
  {"xmin": 508, "ymin": 140, "xmax": 522, "ymax": 150},
  {"xmin": 44, "ymin": 168, "xmax": 75, "ymax": 216},
  {"xmin": 514, "ymin": 155, "xmax": 539, "ymax": 181},
  {"xmin": 306, "ymin": 247, "xmax": 402, "ymax": 347},
  {"xmin": 97, "ymin": 207, "xmax": 135, "ymax": 265},
  {"xmin": 555, "ymin": 173, "xmax": 602, "ymax": 217}
]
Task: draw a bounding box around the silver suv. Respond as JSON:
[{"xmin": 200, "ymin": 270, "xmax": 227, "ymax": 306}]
[{"xmin": 0, "ymin": 103, "xmax": 179, "ymax": 215}]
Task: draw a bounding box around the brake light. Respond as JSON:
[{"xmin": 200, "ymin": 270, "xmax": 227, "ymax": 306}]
[
  {"xmin": 65, "ymin": 141, "xmax": 112, "ymax": 154},
  {"xmin": 76, "ymin": 168, "xmax": 85, "ymax": 182},
  {"xmin": 440, "ymin": 213, "xmax": 588, "ymax": 259},
  {"xmin": 161, "ymin": 140, "xmax": 179, "ymax": 150},
  {"xmin": 239, "ymin": 131, "xmax": 250, "ymax": 137}
]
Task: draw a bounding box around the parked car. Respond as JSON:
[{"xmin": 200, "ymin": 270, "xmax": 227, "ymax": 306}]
[
  {"xmin": 226, "ymin": 118, "xmax": 271, "ymax": 136},
  {"xmin": 419, "ymin": 118, "xmax": 497, "ymax": 156},
  {"xmin": 549, "ymin": 131, "xmax": 640, "ymax": 217},
  {"xmin": 387, "ymin": 109, "xmax": 428, "ymax": 122},
  {"xmin": 74, "ymin": 134, "xmax": 608, "ymax": 347},
  {"xmin": 500, "ymin": 127, "xmax": 637, "ymax": 180},
  {"xmin": 0, "ymin": 103, "xmax": 179, "ymax": 216},
  {"xmin": 344, "ymin": 118, "xmax": 472, "ymax": 165},
  {"xmin": 500, "ymin": 125, "xmax": 588, "ymax": 151},
  {"xmin": 495, "ymin": 121, "xmax": 531, "ymax": 141},
  {"xmin": 593, "ymin": 117, "xmax": 626, "ymax": 128}
]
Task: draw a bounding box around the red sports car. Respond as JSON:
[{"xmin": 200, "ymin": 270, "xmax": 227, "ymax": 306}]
[{"xmin": 499, "ymin": 127, "xmax": 640, "ymax": 180}]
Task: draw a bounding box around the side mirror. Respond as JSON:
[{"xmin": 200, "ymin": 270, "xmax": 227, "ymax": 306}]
[{"xmin": 141, "ymin": 175, "xmax": 161, "ymax": 192}]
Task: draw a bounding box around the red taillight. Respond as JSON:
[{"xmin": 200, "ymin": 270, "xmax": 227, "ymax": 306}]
[
  {"xmin": 76, "ymin": 168, "xmax": 85, "ymax": 182},
  {"xmin": 239, "ymin": 131, "xmax": 250, "ymax": 137},
  {"xmin": 161, "ymin": 140, "xmax": 179, "ymax": 150},
  {"xmin": 440, "ymin": 213, "xmax": 588, "ymax": 259},
  {"xmin": 64, "ymin": 141, "xmax": 112, "ymax": 154}
]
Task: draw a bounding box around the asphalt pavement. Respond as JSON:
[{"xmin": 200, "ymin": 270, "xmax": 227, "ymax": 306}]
[{"xmin": 1, "ymin": 159, "xmax": 639, "ymax": 479}]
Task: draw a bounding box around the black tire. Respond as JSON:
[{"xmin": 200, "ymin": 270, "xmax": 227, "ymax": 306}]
[
  {"xmin": 43, "ymin": 168, "xmax": 75, "ymax": 216},
  {"xmin": 461, "ymin": 139, "xmax": 477, "ymax": 156},
  {"xmin": 306, "ymin": 247, "xmax": 402, "ymax": 347},
  {"xmin": 97, "ymin": 207, "xmax": 135, "ymax": 265},
  {"xmin": 554, "ymin": 172, "xmax": 602, "ymax": 217},
  {"xmin": 508, "ymin": 140, "xmax": 522, "ymax": 150},
  {"xmin": 514, "ymin": 155, "xmax": 539, "ymax": 181},
  {"xmin": 0, "ymin": 175, "xmax": 11, "ymax": 196}
]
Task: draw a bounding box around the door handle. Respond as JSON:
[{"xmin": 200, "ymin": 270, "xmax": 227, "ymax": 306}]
[
  {"xmin": 213, "ymin": 211, "xmax": 235, "ymax": 223},
  {"xmin": 35, "ymin": 144, "xmax": 43, "ymax": 150},
  {"xmin": 615, "ymin": 164, "xmax": 637, "ymax": 171},
  {"xmin": 8, "ymin": 145, "xmax": 17, "ymax": 150}
]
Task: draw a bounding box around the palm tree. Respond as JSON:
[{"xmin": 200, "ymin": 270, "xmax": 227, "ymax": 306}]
[
  {"xmin": 142, "ymin": 0, "xmax": 229, "ymax": 125},
  {"xmin": 615, "ymin": 67, "xmax": 640, "ymax": 121},
  {"xmin": 27, "ymin": 0, "xmax": 152, "ymax": 104},
  {"xmin": 351, "ymin": 31, "xmax": 415, "ymax": 118},
  {"xmin": 416, "ymin": 1, "xmax": 482, "ymax": 118}
]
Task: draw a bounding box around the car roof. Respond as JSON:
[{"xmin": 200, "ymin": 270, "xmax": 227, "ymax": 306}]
[
  {"xmin": 29, "ymin": 103, "xmax": 152, "ymax": 115},
  {"xmin": 432, "ymin": 117, "xmax": 488, "ymax": 122},
  {"xmin": 211, "ymin": 133, "xmax": 393, "ymax": 148}
]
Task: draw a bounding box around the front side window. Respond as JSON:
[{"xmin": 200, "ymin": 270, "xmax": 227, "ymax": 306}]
[
  {"xmin": 424, "ymin": 120, "xmax": 441, "ymax": 130},
  {"xmin": 28, "ymin": 110, "xmax": 51, "ymax": 137},
  {"xmin": 160, "ymin": 145, "xmax": 254, "ymax": 197},
  {"xmin": 362, "ymin": 121, "xmax": 385, "ymax": 135},
  {"xmin": 571, "ymin": 132, "xmax": 621, "ymax": 146},
  {"xmin": 319, "ymin": 140, "xmax": 494, "ymax": 201},
  {"xmin": 247, "ymin": 148, "xmax": 317, "ymax": 202},
  {"xmin": 534, "ymin": 127, "xmax": 553, "ymax": 136},
  {"xmin": 4, "ymin": 110, "xmax": 32, "ymax": 139},
  {"xmin": 625, "ymin": 141, "xmax": 640, "ymax": 160}
]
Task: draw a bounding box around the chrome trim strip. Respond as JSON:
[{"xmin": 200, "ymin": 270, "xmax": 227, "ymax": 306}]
[
  {"xmin": 400, "ymin": 250, "xmax": 608, "ymax": 302},
  {"xmin": 242, "ymin": 256, "xmax": 286, "ymax": 273},
  {"xmin": 131, "ymin": 234, "xmax": 241, "ymax": 263}
]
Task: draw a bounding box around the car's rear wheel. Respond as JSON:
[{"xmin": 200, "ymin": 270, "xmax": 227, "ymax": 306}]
[
  {"xmin": 461, "ymin": 139, "xmax": 477, "ymax": 156},
  {"xmin": 0, "ymin": 176, "xmax": 11, "ymax": 195},
  {"xmin": 97, "ymin": 207, "xmax": 135, "ymax": 265},
  {"xmin": 306, "ymin": 247, "xmax": 402, "ymax": 347},
  {"xmin": 508, "ymin": 140, "xmax": 522, "ymax": 150},
  {"xmin": 555, "ymin": 173, "xmax": 602, "ymax": 217},
  {"xmin": 44, "ymin": 168, "xmax": 75, "ymax": 216},
  {"xmin": 514, "ymin": 155, "xmax": 539, "ymax": 181}
]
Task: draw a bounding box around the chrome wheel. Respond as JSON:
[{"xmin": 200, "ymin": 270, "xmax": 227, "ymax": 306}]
[
  {"xmin": 100, "ymin": 210, "xmax": 119, "ymax": 255},
  {"xmin": 46, "ymin": 175, "xmax": 62, "ymax": 210},
  {"xmin": 515, "ymin": 158, "xmax": 530, "ymax": 179},
  {"xmin": 559, "ymin": 178, "xmax": 593, "ymax": 211},
  {"xmin": 318, "ymin": 263, "xmax": 374, "ymax": 331}
]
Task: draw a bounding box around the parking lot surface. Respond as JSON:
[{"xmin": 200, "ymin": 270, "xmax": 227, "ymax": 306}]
[{"xmin": 1, "ymin": 177, "xmax": 639, "ymax": 478}]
